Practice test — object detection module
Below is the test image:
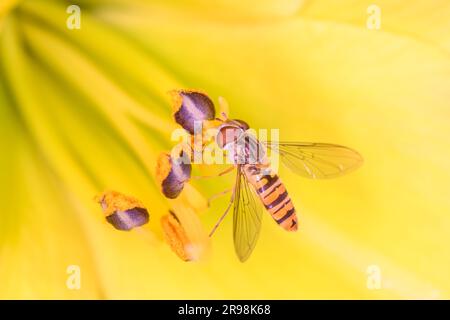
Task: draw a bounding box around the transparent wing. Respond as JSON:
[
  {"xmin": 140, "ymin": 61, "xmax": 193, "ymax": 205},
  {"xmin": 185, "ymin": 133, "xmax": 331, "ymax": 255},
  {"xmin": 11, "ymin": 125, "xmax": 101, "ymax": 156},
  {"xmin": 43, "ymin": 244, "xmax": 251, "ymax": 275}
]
[
  {"xmin": 233, "ymin": 165, "xmax": 264, "ymax": 262},
  {"xmin": 265, "ymin": 142, "xmax": 363, "ymax": 179}
]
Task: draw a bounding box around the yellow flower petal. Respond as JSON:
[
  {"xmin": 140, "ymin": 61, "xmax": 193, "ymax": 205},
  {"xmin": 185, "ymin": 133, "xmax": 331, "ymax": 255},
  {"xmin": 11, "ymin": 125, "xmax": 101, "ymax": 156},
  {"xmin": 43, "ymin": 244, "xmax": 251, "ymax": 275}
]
[
  {"xmin": 1, "ymin": 0, "xmax": 450, "ymax": 299},
  {"xmin": 101, "ymin": 0, "xmax": 450, "ymax": 298}
]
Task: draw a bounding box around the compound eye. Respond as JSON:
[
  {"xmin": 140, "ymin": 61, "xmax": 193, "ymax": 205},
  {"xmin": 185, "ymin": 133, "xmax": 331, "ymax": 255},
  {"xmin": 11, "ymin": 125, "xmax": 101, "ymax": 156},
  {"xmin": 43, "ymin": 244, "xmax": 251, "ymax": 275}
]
[
  {"xmin": 233, "ymin": 119, "xmax": 250, "ymax": 130},
  {"xmin": 217, "ymin": 126, "xmax": 241, "ymax": 148}
]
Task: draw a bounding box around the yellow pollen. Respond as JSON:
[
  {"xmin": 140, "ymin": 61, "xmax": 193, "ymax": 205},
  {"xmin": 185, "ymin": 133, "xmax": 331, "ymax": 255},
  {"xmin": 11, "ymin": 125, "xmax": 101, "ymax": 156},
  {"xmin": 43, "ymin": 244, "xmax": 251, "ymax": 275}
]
[
  {"xmin": 161, "ymin": 212, "xmax": 192, "ymax": 261},
  {"xmin": 155, "ymin": 152, "xmax": 172, "ymax": 185},
  {"xmin": 168, "ymin": 90, "xmax": 183, "ymax": 113},
  {"xmin": 94, "ymin": 190, "xmax": 144, "ymax": 217}
]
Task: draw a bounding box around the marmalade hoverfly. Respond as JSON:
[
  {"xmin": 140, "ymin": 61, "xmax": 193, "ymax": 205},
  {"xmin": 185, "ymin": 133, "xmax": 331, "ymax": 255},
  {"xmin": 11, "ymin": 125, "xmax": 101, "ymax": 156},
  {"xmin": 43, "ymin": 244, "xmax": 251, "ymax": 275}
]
[{"xmin": 162, "ymin": 89, "xmax": 363, "ymax": 262}]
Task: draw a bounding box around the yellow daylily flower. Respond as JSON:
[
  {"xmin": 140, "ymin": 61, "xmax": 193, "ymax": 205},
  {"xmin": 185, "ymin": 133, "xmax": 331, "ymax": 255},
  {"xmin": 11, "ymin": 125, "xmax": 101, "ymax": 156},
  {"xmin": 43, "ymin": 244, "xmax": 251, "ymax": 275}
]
[{"xmin": 1, "ymin": 0, "xmax": 450, "ymax": 299}]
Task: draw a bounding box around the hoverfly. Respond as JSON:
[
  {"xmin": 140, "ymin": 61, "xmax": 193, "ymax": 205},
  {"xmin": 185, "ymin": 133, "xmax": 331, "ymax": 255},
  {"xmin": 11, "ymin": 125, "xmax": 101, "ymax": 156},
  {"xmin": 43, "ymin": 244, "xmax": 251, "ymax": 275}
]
[{"xmin": 163, "ymin": 89, "xmax": 363, "ymax": 262}]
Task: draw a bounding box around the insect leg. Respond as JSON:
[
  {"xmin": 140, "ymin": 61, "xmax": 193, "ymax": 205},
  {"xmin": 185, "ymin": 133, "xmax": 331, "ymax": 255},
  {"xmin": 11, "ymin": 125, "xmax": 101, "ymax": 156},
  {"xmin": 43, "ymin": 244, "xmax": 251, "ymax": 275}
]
[
  {"xmin": 209, "ymin": 188, "xmax": 236, "ymax": 237},
  {"xmin": 207, "ymin": 188, "xmax": 233, "ymax": 207},
  {"xmin": 191, "ymin": 165, "xmax": 235, "ymax": 180}
]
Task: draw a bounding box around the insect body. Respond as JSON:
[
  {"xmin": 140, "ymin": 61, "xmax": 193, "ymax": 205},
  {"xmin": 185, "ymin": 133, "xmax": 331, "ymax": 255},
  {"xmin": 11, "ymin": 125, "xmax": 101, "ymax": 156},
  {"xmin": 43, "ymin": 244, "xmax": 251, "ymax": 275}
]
[
  {"xmin": 167, "ymin": 89, "xmax": 363, "ymax": 262},
  {"xmin": 216, "ymin": 119, "xmax": 298, "ymax": 233},
  {"xmin": 244, "ymin": 165, "xmax": 297, "ymax": 231}
]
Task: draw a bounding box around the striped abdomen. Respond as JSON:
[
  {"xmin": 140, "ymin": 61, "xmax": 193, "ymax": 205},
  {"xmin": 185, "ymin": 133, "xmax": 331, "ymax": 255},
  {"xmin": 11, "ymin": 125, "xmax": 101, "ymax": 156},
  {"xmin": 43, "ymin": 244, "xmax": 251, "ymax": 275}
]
[{"xmin": 243, "ymin": 165, "xmax": 298, "ymax": 231}]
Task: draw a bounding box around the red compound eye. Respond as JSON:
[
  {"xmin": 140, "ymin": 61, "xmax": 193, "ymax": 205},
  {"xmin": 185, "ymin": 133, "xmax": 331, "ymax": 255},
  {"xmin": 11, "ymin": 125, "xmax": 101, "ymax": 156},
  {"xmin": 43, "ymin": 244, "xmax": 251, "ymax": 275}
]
[
  {"xmin": 233, "ymin": 119, "xmax": 250, "ymax": 130},
  {"xmin": 217, "ymin": 125, "xmax": 242, "ymax": 149}
]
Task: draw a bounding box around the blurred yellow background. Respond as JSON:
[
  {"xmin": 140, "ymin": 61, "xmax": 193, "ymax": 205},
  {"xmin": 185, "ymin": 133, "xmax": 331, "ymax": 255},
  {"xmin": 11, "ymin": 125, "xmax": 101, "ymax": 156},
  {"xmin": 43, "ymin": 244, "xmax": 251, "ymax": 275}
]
[{"xmin": 1, "ymin": 0, "xmax": 449, "ymax": 299}]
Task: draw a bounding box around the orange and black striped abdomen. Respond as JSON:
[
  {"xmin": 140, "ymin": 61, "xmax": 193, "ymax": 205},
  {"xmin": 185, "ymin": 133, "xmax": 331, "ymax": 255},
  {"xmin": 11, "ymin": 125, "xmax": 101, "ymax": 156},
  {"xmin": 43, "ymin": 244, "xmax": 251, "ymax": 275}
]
[{"xmin": 244, "ymin": 166, "xmax": 298, "ymax": 231}]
